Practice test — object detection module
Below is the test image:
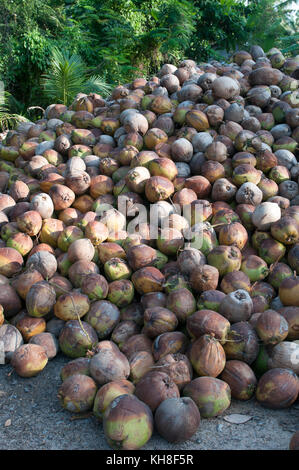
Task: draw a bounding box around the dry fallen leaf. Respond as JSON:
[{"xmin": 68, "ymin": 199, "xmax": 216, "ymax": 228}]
[
  {"xmin": 70, "ymin": 412, "xmax": 93, "ymax": 421},
  {"xmin": 223, "ymin": 414, "xmax": 252, "ymax": 424},
  {"xmin": 4, "ymin": 419, "xmax": 11, "ymax": 427}
]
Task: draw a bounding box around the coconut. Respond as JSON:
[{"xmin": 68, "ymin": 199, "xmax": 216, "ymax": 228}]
[
  {"xmin": 279, "ymin": 276, "xmax": 299, "ymax": 307},
  {"xmin": 207, "ymin": 246, "xmax": 242, "ymax": 277},
  {"xmin": 255, "ymin": 310, "xmax": 289, "ymax": 345},
  {"xmin": 11, "ymin": 344, "xmax": 48, "ymax": 377},
  {"xmin": 131, "ymin": 266, "xmax": 165, "ymax": 295},
  {"xmin": 67, "ymin": 238, "xmax": 95, "ymax": 263},
  {"xmin": 0, "ymin": 324, "xmax": 23, "ymax": 362},
  {"xmin": 85, "ymin": 300, "xmax": 120, "ymax": 338},
  {"xmin": 219, "ymin": 289, "xmax": 253, "ymax": 323},
  {"xmin": 212, "ymin": 77, "xmax": 240, "ymax": 99},
  {"xmin": 278, "ymin": 307, "xmax": 299, "ymax": 340},
  {"xmin": 59, "ymin": 320, "xmax": 98, "ymax": 358},
  {"xmin": 39, "ymin": 218, "xmax": 64, "ymax": 247},
  {"xmin": 211, "ymin": 178, "xmax": 237, "ymax": 201},
  {"xmin": 60, "ymin": 357, "xmax": 91, "ymax": 381},
  {"xmin": 256, "ymin": 368, "xmax": 299, "ymax": 409},
  {"xmin": 0, "ymin": 194, "xmax": 16, "ymax": 214},
  {"xmin": 165, "ymin": 288, "xmax": 196, "ymax": 323},
  {"xmin": 152, "ymin": 331, "xmax": 188, "ymax": 361},
  {"xmin": 197, "ymin": 290, "xmax": 226, "ymax": 312},
  {"xmin": 26, "ymin": 281, "xmax": 56, "ymax": 318},
  {"xmin": 127, "ymin": 244, "xmax": 157, "ymax": 271},
  {"xmin": 220, "ymin": 271, "xmax": 251, "ymax": 294},
  {"xmin": 29, "ymin": 332, "xmax": 59, "ymax": 360},
  {"xmin": 135, "ymin": 370, "xmax": 180, "ymax": 412},
  {"xmin": 220, "ymin": 360, "xmax": 257, "ymax": 400},
  {"xmin": 218, "ymin": 222, "xmax": 248, "ymax": 250},
  {"xmin": 140, "ymin": 293, "xmax": 165, "ymax": 312},
  {"xmin": 27, "ymin": 247, "xmax": 56, "ymax": 277},
  {"xmin": 241, "ymin": 255, "xmax": 269, "ymax": 282},
  {"xmin": 224, "ymin": 102, "xmax": 245, "ymax": 122},
  {"xmin": 236, "ymin": 182, "xmax": 263, "ymax": 205},
  {"xmin": 288, "ymin": 244, "xmax": 299, "ymax": 273},
  {"xmin": 120, "ymin": 334, "xmax": 153, "ymax": 361},
  {"xmin": 48, "ymin": 184, "xmax": 75, "ymax": 211},
  {"xmin": 111, "ymin": 320, "xmax": 139, "ymax": 347},
  {"xmin": 183, "ymin": 377, "xmax": 231, "ymax": 418},
  {"xmin": 0, "ymin": 280, "xmax": 23, "ymax": 317},
  {"xmin": 58, "ymin": 374, "xmax": 97, "ymax": 413},
  {"xmin": 224, "ymin": 322, "xmax": 259, "ymax": 364},
  {"xmin": 145, "ymin": 176, "xmax": 174, "ymax": 202},
  {"xmin": 187, "ymin": 309, "xmax": 230, "ymax": 344},
  {"xmin": 185, "ymin": 175, "xmax": 211, "ymax": 199},
  {"xmin": 125, "ymin": 166, "xmax": 151, "ymax": 193},
  {"xmin": 57, "ymin": 225, "xmax": 84, "ymax": 253},
  {"xmin": 16, "ymin": 315, "xmax": 46, "ymax": 342},
  {"xmin": 249, "ymin": 68, "xmax": 283, "ymax": 86},
  {"xmin": 267, "ymin": 341, "xmax": 299, "ymax": 374},
  {"xmin": 155, "ymin": 397, "xmax": 200, "ymax": 443},
  {"xmin": 0, "ymin": 247, "xmax": 23, "ymax": 277},
  {"xmin": 54, "ymin": 291, "xmax": 90, "ymax": 321},
  {"xmin": 190, "ymin": 264, "xmax": 219, "ymax": 292},
  {"xmin": 190, "ymin": 334, "xmax": 226, "ymax": 377},
  {"xmin": 177, "ymin": 248, "xmax": 206, "ymax": 278},
  {"xmin": 103, "ymin": 394, "xmax": 153, "ymax": 450},
  {"xmin": 89, "ymin": 341, "xmax": 130, "ymax": 385},
  {"xmin": 93, "ymin": 379, "xmax": 135, "ymax": 420},
  {"xmin": 152, "ymin": 353, "xmax": 192, "ymax": 390}
]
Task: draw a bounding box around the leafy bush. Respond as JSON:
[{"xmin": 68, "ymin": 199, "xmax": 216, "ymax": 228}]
[{"xmin": 0, "ymin": 0, "xmax": 298, "ymax": 110}]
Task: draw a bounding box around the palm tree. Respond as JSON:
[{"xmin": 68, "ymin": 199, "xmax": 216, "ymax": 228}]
[
  {"xmin": 42, "ymin": 47, "xmax": 113, "ymax": 106},
  {"xmin": 278, "ymin": 1, "xmax": 299, "ymax": 55},
  {"xmin": 244, "ymin": 0, "xmax": 299, "ymax": 52},
  {"xmin": 0, "ymin": 89, "xmax": 28, "ymax": 132}
]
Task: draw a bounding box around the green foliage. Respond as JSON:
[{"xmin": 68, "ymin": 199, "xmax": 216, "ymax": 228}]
[
  {"xmin": 0, "ymin": 89, "xmax": 28, "ymax": 132},
  {"xmin": 0, "ymin": 0, "xmax": 66, "ymax": 104},
  {"xmin": 0, "ymin": 0, "xmax": 298, "ymax": 113},
  {"xmin": 42, "ymin": 48, "xmax": 112, "ymax": 105},
  {"xmin": 278, "ymin": 1, "xmax": 299, "ymax": 55},
  {"xmin": 244, "ymin": 0, "xmax": 299, "ymax": 53},
  {"xmin": 142, "ymin": 0, "xmax": 196, "ymax": 65},
  {"xmin": 64, "ymin": 0, "xmax": 196, "ymax": 83},
  {"xmin": 188, "ymin": 0, "xmax": 249, "ymax": 60},
  {"xmin": 280, "ymin": 32, "xmax": 299, "ymax": 55}
]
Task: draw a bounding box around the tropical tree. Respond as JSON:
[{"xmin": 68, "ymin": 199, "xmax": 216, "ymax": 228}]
[
  {"xmin": 42, "ymin": 48, "xmax": 112, "ymax": 105},
  {"xmin": 0, "ymin": 0, "xmax": 298, "ymax": 112},
  {"xmin": 0, "ymin": 0, "xmax": 67, "ymax": 104},
  {"xmin": 244, "ymin": 0, "xmax": 299, "ymax": 52},
  {"xmin": 188, "ymin": 0, "xmax": 250, "ymax": 60},
  {"xmin": 66, "ymin": 0, "xmax": 196, "ymax": 83}
]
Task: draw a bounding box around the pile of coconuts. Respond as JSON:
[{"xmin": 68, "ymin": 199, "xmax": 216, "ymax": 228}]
[{"xmin": 0, "ymin": 43, "xmax": 299, "ymax": 450}]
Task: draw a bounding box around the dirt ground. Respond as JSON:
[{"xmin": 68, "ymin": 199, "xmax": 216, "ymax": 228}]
[{"xmin": 0, "ymin": 353, "xmax": 298, "ymax": 451}]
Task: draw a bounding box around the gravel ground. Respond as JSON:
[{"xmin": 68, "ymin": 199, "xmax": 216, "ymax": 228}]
[{"xmin": 0, "ymin": 353, "xmax": 298, "ymax": 451}]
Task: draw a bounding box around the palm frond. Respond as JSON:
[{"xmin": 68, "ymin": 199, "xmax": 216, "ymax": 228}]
[
  {"xmin": 0, "ymin": 90, "xmax": 28, "ymax": 131},
  {"xmin": 280, "ymin": 32, "xmax": 299, "ymax": 54},
  {"xmin": 42, "ymin": 47, "xmax": 86, "ymax": 105},
  {"xmin": 0, "ymin": 112, "xmax": 28, "ymax": 132},
  {"xmin": 82, "ymin": 75, "xmax": 113, "ymax": 98},
  {"xmin": 42, "ymin": 47, "xmax": 113, "ymax": 104}
]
